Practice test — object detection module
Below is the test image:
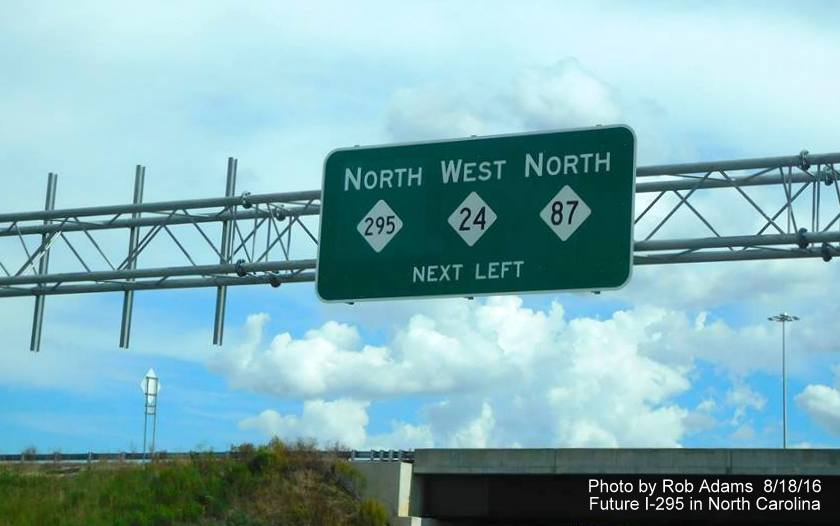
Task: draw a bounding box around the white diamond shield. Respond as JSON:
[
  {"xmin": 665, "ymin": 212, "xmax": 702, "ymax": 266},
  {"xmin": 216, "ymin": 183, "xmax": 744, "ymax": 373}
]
[
  {"xmin": 357, "ymin": 199, "xmax": 403, "ymax": 253},
  {"xmin": 448, "ymin": 191, "xmax": 497, "ymax": 247},
  {"xmin": 540, "ymin": 186, "xmax": 591, "ymax": 241}
]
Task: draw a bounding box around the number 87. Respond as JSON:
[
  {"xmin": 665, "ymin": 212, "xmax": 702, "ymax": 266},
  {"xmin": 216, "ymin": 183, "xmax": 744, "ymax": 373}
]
[{"xmin": 551, "ymin": 200, "xmax": 579, "ymax": 226}]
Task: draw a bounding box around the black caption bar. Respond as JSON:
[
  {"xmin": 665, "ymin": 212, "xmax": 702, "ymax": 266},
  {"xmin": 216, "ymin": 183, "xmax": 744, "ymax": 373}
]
[
  {"xmin": 420, "ymin": 474, "xmax": 840, "ymax": 524},
  {"xmin": 584, "ymin": 474, "xmax": 835, "ymax": 524}
]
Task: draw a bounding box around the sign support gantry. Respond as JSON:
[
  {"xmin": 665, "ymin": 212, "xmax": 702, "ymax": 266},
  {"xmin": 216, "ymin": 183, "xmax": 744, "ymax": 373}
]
[{"xmin": 0, "ymin": 150, "xmax": 838, "ymax": 351}]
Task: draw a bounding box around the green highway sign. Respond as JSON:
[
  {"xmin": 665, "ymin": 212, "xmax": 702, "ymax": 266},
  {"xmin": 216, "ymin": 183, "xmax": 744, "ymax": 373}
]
[{"xmin": 316, "ymin": 125, "xmax": 636, "ymax": 302}]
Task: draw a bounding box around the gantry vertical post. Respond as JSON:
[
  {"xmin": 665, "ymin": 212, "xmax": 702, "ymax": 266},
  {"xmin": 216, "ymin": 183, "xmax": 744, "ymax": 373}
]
[
  {"xmin": 30, "ymin": 173, "xmax": 57, "ymax": 352},
  {"xmin": 119, "ymin": 166, "xmax": 145, "ymax": 348},
  {"xmin": 213, "ymin": 158, "xmax": 237, "ymax": 345}
]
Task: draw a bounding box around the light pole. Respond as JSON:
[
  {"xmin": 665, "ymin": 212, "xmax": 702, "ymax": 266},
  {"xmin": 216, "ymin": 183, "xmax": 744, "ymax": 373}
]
[
  {"xmin": 767, "ymin": 313, "xmax": 798, "ymax": 449},
  {"xmin": 140, "ymin": 368, "xmax": 161, "ymax": 461}
]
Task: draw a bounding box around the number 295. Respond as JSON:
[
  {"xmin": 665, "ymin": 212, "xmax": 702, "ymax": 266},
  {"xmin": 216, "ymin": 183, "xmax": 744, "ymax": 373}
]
[{"xmin": 363, "ymin": 215, "xmax": 396, "ymax": 236}]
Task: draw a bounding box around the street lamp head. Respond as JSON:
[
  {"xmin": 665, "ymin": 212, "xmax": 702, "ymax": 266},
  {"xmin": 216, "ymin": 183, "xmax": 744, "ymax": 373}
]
[{"xmin": 769, "ymin": 313, "xmax": 799, "ymax": 323}]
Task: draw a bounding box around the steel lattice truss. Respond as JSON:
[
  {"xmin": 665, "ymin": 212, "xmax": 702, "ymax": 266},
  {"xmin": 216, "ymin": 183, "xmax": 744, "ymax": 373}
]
[
  {"xmin": 633, "ymin": 151, "xmax": 840, "ymax": 264},
  {"xmin": 1, "ymin": 152, "xmax": 839, "ymax": 351}
]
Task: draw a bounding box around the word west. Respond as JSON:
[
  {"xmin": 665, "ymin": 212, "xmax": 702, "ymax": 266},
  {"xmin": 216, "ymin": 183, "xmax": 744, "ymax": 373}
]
[
  {"xmin": 413, "ymin": 260, "xmax": 525, "ymax": 284},
  {"xmin": 441, "ymin": 159, "xmax": 507, "ymax": 183}
]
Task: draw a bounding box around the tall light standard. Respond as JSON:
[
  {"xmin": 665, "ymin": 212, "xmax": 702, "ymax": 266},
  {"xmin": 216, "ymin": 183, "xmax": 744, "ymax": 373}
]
[
  {"xmin": 768, "ymin": 313, "xmax": 798, "ymax": 449},
  {"xmin": 141, "ymin": 368, "xmax": 161, "ymax": 461}
]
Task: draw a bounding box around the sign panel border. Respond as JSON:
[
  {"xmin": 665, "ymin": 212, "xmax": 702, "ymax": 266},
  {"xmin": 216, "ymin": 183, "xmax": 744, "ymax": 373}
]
[{"xmin": 316, "ymin": 124, "xmax": 637, "ymax": 303}]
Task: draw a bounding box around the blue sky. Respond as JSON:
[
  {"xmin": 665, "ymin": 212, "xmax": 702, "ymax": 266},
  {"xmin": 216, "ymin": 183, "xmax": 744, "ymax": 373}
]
[{"xmin": 1, "ymin": 1, "xmax": 840, "ymax": 453}]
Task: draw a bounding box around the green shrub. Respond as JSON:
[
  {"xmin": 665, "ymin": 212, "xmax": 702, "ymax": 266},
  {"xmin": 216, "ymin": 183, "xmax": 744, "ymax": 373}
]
[
  {"xmin": 0, "ymin": 440, "xmax": 388, "ymax": 526},
  {"xmin": 356, "ymin": 498, "xmax": 389, "ymax": 526}
]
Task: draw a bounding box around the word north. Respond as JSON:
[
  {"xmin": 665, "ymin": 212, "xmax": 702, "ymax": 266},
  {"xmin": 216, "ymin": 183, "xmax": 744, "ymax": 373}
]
[
  {"xmin": 525, "ymin": 151, "xmax": 611, "ymax": 177},
  {"xmin": 344, "ymin": 166, "xmax": 423, "ymax": 191}
]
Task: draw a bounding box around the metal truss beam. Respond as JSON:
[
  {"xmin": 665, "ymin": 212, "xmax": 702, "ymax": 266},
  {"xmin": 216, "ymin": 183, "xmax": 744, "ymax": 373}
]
[
  {"xmin": 0, "ymin": 206, "xmax": 319, "ymax": 239},
  {"xmin": 0, "ymin": 190, "xmax": 322, "ymax": 223},
  {"xmin": 1, "ymin": 150, "xmax": 837, "ymax": 350},
  {"xmin": 0, "ymin": 259, "xmax": 316, "ymax": 288},
  {"xmin": 636, "ymin": 151, "xmax": 840, "ymax": 177},
  {"xmin": 0, "ymin": 271, "xmax": 317, "ymax": 298}
]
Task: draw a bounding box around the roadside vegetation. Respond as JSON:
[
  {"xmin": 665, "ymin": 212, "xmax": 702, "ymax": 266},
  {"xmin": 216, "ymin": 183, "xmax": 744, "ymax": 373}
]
[{"xmin": 0, "ymin": 439, "xmax": 389, "ymax": 526}]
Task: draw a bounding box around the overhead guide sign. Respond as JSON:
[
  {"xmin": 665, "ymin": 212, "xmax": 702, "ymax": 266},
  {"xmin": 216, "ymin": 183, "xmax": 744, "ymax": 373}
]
[{"xmin": 317, "ymin": 125, "xmax": 636, "ymax": 301}]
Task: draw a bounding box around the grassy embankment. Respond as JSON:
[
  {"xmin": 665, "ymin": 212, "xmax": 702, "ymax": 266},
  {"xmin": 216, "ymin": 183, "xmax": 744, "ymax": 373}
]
[{"xmin": 0, "ymin": 439, "xmax": 389, "ymax": 526}]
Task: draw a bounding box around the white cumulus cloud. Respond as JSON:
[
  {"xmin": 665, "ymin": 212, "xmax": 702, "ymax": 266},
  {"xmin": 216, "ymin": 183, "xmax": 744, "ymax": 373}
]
[
  {"xmin": 386, "ymin": 59, "xmax": 627, "ymax": 143},
  {"xmin": 222, "ymin": 296, "xmax": 704, "ymax": 448},
  {"xmin": 511, "ymin": 59, "xmax": 622, "ymax": 129},
  {"xmin": 796, "ymin": 384, "xmax": 840, "ymax": 435},
  {"xmin": 239, "ymin": 399, "xmax": 369, "ymax": 449},
  {"xmin": 727, "ymin": 383, "xmax": 766, "ymax": 425}
]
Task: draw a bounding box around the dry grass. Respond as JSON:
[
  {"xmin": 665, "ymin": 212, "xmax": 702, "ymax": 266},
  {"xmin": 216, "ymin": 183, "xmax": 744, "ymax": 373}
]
[{"xmin": 0, "ymin": 439, "xmax": 388, "ymax": 526}]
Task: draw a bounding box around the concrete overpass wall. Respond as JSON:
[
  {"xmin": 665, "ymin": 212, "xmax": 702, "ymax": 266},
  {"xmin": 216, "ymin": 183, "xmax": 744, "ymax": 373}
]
[
  {"xmin": 353, "ymin": 461, "xmax": 428, "ymax": 525},
  {"xmin": 409, "ymin": 449, "xmax": 840, "ymax": 524},
  {"xmin": 413, "ymin": 448, "xmax": 840, "ymax": 475}
]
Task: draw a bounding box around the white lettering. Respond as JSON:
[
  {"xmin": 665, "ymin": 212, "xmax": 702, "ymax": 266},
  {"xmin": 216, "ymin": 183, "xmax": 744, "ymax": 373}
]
[
  {"xmin": 475, "ymin": 263, "xmax": 486, "ymax": 280},
  {"xmin": 407, "ymin": 167, "xmax": 422, "ymax": 187},
  {"xmin": 441, "ymin": 159, "xmax": 462, "ymax": 183},
  {"xmin": 427, "ymin": 265, "xmax": 438, "ymax": 282},
  {"xmin": 345, "ymin": 166, "xmax": 423, "ymax": 191},
  {"xmin": 547, "ymin": 156, "xmax": 562, "ymax": 176},
  {"xmin": 563, "ymin": 155, "xmax": 578, "ymax": 175},
  {"xmin": 579, "ymin": 153, "xmax": 593, "ymax": 173},
  {"xmin": 363, "ymin": 170, "xmax": 378, "ymax": 189},
  {"xmin": 452, "ymin": 264, "xmax": 463, "ymax": 280},
  {"xmin": 379, "ymin": 169, "xmax": 393, "ymax": 189},
  {"xmin": 442, "ymin": 159, "xmax": 507, "ymax": 183},
  {"xmin": 462, "ymin": 162, "xmax": 476, "ymax": 182},
  {"xmin": 522, "ymin": 152, "xmax": 611, "ymax": 178},
  {"xmin": 412, "ymin": 264, "xmax": 464, "ymax": 283},
  {"xmin": 595, "ymin": 152, "xmax": 611, "ymax": 172},
  {"xmin": 474, "ymin": 260, "xmax": 525, "ymax": 280},
  {"xmin": 478, "ymin": 161, "xmax": 492, "ymax": 181},
  {"xmin": 524, "ymin": 152, "xmax": 542, "ymax": 177},
  {"xmin": 501, "ymin": 261, "xmax": 511, "ymax": 278},
  {"xmin": 493, "ymin": 160, "xmax": 506, "ymax": 179},
  {"xmin": 345, "ymin": 167, "xmax": 361, "ymax": 191}
]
